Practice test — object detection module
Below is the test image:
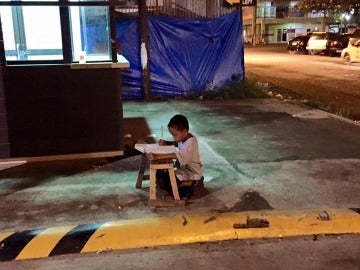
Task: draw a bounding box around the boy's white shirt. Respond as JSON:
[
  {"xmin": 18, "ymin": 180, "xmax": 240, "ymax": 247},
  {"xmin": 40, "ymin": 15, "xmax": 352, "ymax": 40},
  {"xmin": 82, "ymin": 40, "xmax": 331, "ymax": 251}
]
[
  {"xmin": 134, "ymin": 137, "xmax": 203, "ymax": 181},
  {"xmin": 175, "ymin": 136, "xmax": 203, "ymax": 181}
]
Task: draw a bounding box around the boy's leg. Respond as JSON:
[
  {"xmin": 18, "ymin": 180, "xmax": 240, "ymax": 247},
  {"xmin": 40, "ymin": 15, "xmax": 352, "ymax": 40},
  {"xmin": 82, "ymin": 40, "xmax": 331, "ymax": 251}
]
[
  {"xmin": 178, "ymin": 180, "xmax": 195, "ymax": 199},
  {"xmin": 157, "ymin": 171, "xmax": 184, "ymax": 198},
  {"xmin": 156, "ymin": 169, "xmax": 172, "ymax": 194},
  {"xmin": 156, "ymin": 170, "xmax": 185, "ymax": 199},
  {"xmin": 156, "ymin": 171, "xmax": 204, "ymax": 199},
  {"xmin": 192, "ymin": 177, "xmax": 205, "ymax": 198},
  {"xmin": 178, "ymin": 178, "xmax": 205, "ymax": 199}
]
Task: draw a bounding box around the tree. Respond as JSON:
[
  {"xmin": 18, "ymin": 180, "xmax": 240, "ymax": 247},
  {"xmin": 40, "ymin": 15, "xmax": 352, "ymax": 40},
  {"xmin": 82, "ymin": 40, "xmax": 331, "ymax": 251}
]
[{"xmin": 295, "ymin": 0, "xmax": 359, "ymax": 19}]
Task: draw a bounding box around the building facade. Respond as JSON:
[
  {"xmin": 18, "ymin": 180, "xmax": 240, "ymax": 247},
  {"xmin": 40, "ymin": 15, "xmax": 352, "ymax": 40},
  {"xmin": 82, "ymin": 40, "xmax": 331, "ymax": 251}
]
[{"xmin": 242, "ymin": 0, "xmax": 359, "ymax": 44}]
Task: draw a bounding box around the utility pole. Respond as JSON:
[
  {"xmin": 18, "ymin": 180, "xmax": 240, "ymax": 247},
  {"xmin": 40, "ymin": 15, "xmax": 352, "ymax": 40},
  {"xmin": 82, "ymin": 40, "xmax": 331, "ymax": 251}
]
[
  {"xmin": 238, "ymin": 4, "xmax": 245, "ymax": 80},
  {"xmin": 138, "ymin": 0, "xmax": 151, "ymax": 99},
  {"xmin": 252, "ymin": 0, "xmax": 257, "ymax": 46}
]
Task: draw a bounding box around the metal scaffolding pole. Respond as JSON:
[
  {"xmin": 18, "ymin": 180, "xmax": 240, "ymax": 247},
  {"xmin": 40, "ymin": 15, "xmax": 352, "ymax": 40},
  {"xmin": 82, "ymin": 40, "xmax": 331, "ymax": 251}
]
[{"xmin": 138, "ymin": 0, "xmax": 151, "ymax": 99}]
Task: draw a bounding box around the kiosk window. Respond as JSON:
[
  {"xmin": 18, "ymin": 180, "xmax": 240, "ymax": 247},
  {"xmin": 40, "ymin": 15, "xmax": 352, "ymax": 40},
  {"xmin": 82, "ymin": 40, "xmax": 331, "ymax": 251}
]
[
  {"xmin": 0, "ymin": 0, "xmax": 112, "ymax": 63},
  {"xmin": 0, "ymin": 5, "xmax": 63, "ymax": 61},
  {"xmin": 70, "ymin": 6, "xmax": 111, "ymax": 62}
]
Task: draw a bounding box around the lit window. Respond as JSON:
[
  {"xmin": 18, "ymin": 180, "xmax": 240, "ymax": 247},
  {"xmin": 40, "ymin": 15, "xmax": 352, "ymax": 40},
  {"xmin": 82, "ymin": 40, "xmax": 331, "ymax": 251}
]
[
  {"xmin": 23, "ymin": 6, "xmax": 63, "ymax": 60},
  {"xmin": 0, "ymin": 7, "xmax": 16, "ymax": 59},
  {"xmin": 0, "ymin": 4, "xmax": 63, "ymax": 61},
  {"xmin": 0, "ymin": 0, "xmax": 112, "ymax": 62}
]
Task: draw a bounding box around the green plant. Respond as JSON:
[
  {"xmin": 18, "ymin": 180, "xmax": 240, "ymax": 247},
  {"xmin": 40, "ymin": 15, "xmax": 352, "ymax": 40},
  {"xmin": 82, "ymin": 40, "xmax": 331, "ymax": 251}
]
[{"xmin": 202, "ymin": 79, "xmax": 268, "ymax": 100}]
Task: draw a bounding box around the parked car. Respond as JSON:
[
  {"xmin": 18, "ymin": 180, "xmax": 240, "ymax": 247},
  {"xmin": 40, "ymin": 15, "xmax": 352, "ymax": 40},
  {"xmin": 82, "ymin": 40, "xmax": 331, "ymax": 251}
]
[
  {"xmin": 341, "ymin": 29, "xmax": 360, "ymax": 65},
  {"xmin": 328, "ymin": 33, "xmax": 351, "ymax": 56},
  {"xmin": 306, "ymin": 32, "xmax": 341, "ymax": 56},
  {"xmin": 287, "ymin": 35, "xmax": 310, "ymax": 54}
]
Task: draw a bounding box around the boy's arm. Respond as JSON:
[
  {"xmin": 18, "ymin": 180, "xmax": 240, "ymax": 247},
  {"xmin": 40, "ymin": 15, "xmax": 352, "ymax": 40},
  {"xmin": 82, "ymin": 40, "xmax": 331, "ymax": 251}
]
[{"xmin": 158, "ymin": 139, "xmax": 176, "ymax": 146}]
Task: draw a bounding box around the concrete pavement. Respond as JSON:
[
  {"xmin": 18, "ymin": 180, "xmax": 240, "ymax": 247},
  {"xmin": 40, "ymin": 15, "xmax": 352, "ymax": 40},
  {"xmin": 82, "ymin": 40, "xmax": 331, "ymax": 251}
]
[{"xmin": 0, "ymin": 98, "xmax": 359, "ymax": 262}]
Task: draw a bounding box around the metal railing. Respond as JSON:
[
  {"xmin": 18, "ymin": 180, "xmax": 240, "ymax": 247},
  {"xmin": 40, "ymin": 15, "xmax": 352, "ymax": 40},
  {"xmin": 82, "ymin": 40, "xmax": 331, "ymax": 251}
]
[
  {"xmin": 115, "ymin": 0, "xmax": 237, "ymax": 19},
  {"xmin": 255, "ymin": 6, "xmax": 305, "ymax": 19}
]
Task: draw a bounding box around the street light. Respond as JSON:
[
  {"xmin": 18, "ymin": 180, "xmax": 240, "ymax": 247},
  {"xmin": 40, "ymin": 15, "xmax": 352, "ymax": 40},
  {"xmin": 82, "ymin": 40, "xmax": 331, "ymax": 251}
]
[{"xmin": 341, "ymin": 13, "xmax": 351, "ymax": 33}]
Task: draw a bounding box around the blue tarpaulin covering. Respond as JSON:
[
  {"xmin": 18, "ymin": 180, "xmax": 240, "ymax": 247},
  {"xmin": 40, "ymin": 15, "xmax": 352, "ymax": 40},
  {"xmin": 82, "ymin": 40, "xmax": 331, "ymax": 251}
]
[{"xmin": 117, "ymin": 10, "xmax": 244, "ymax": 99}]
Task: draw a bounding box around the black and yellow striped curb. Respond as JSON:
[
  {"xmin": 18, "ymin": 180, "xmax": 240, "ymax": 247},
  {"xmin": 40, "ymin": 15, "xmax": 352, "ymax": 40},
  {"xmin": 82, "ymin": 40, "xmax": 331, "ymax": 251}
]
[{"xmin": 1, "ymin": 208, "xmax": 359, "ymax": 261}]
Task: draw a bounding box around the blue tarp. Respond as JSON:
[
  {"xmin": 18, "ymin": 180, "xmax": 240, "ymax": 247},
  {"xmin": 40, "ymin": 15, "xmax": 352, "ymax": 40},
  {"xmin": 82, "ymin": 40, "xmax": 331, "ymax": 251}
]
[{"xmin": 117, "ymin": 10, "xmax": 244, "ymax": 99}]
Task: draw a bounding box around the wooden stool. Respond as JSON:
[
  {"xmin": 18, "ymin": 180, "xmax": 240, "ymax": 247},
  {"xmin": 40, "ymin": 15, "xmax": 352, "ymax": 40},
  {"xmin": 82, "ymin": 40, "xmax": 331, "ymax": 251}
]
[
  {"xmin": 136, "ymin": 154, "xmax": 185, "ymax": 207},
  {"xmin": 136, "ymin": 154, "xmax": 149, "ymax": 189}
]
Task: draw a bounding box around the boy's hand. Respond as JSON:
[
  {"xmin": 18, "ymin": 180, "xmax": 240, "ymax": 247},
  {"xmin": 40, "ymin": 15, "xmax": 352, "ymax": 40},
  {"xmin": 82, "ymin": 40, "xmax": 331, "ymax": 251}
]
[
  {"xmin": 158, "ymin": 139, "xmax": 165, "ymax": 146},
  {"xmin": 146, "ymin": 153, "xmax": 157, "ymax": 160}
]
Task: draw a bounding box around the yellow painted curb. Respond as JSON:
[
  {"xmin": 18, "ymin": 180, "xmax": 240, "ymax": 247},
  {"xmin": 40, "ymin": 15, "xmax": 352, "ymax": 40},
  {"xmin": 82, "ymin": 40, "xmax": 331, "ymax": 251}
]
[
  {"xmin": 82, "ymin": 208, "xmax": 360, "ymax": 252},
  {"xmin": 0, "ymin": 208, "xmax": 359, "ymax": 261},
  {"xmin": 15, "ymin": 225, "xmax": 76, "ymax": 260},
  {"xmin": 0, "ymin": 232, "xmax": 13, "ymax": 242}
]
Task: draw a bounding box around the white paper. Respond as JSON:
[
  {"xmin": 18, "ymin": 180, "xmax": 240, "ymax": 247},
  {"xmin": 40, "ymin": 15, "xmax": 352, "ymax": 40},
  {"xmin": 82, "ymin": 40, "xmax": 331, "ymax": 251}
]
[{"xmin": 135, "ymin": 144, "xmax": 176, "ymax": 154}]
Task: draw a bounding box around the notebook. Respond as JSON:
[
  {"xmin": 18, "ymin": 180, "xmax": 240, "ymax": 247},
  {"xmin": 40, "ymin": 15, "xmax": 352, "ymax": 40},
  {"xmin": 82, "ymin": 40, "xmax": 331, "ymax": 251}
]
[{"xmin": 134, "ymin": 144, "xmax": 176, "ymax": 154}]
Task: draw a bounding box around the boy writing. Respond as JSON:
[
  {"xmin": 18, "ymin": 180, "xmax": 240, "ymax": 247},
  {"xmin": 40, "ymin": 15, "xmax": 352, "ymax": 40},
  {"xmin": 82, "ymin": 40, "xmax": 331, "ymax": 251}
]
[{"xmin": 146, "ymin": 114, "xmax": 203, "ymax": 199}]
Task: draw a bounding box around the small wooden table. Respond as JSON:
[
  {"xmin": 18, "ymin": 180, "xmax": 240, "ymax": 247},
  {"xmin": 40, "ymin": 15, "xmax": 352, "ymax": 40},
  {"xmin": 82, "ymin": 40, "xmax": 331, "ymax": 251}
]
[{"xmin": 135, "ymin": 151, "xmax": 185, "ymax": 207}]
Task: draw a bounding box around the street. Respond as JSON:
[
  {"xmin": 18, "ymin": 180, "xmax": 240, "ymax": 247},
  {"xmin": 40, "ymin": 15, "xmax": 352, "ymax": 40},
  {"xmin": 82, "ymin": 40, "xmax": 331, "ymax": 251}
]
[
  {"xmin": 244, "ymin": 45, "xmax": 360, "ymax": 120},
  {"xmin": 1, "ymin": 98, "xmax": 359, "ymax": 269}
]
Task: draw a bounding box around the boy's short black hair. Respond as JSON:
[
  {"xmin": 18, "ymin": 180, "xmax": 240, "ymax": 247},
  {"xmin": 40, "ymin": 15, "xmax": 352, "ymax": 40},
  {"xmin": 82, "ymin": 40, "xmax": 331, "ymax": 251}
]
[{"xmin": 168, "ymin": 114, "xmax": 189, "ymax": 131}]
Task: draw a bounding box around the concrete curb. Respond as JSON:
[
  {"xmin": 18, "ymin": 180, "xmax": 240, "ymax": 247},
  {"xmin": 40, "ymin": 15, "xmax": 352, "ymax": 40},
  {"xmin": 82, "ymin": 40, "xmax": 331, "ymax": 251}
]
[{"xmin": 1, "ymin": 208, "xmax": 359, "ymax": 261}]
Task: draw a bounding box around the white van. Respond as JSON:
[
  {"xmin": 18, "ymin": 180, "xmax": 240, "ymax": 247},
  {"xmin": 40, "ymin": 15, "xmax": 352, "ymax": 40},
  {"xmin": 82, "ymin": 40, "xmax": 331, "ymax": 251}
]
[
  {"xmin": 341, "ymin": 29, "xmax": 360, "ymax": 65},
  {"xmin": 306, "ymin": 32, "xmax": 339, "ymax": 55}
]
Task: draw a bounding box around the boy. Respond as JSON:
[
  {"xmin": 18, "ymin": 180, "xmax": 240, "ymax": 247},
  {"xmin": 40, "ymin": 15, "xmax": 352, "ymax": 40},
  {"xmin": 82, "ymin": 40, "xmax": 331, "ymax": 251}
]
[{"xmin": 146, "ymin": 114, "xmax": 203, "ymax": 199}]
